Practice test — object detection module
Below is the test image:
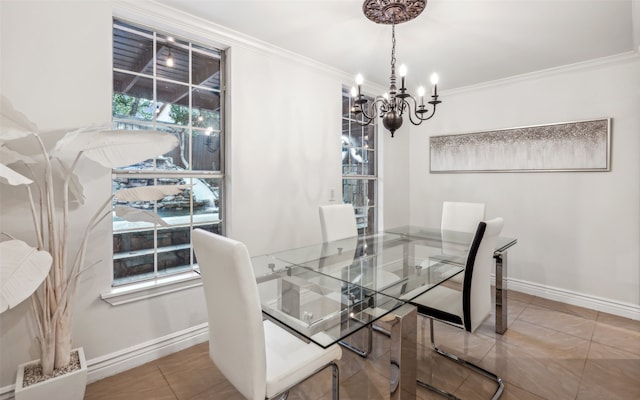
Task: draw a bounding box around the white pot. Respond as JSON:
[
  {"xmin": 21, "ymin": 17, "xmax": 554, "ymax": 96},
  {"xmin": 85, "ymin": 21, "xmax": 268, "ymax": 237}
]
[{"xmin": 14, "ymin": 347, "xmax": 87, "ymax": 400}]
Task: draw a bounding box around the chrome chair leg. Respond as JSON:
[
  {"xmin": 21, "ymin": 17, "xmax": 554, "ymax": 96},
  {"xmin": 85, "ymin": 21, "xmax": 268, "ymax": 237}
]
[
  {"xmin": 417, "ymin": 319, "xmax": 504, "ymax": 400},
  {"xmin": 331, "ymin": 362, "xmax": 339, "ymax": 400}
]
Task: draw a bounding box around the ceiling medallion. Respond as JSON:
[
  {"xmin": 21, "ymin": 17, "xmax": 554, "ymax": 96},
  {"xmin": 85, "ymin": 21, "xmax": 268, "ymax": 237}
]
[{"xmin": 362, "ymin": 0, "xmax": 426, "ymax": 25}]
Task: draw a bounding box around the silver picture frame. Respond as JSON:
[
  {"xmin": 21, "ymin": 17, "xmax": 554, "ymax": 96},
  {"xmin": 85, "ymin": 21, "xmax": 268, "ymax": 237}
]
[{"xmin": 429, "ymin": 118, "xmax": 611, "ymax": 173}]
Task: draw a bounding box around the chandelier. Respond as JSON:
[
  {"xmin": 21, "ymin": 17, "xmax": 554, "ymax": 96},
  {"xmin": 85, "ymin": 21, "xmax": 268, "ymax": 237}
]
[{"xmin": 351, "ymin": 0, "xmax": 441, "ymax": 138}]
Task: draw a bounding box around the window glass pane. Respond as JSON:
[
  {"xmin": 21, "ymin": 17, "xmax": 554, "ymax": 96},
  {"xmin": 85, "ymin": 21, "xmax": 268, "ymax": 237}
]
[
  {"xmin": 156, "ymin": 226, "xmax": 192, "ymax": 276},
  {"xmin": 342, "ymin": 179, "xmax": 376, "ymax": 235},
  {"xmin": 192, "ymin": 48, "xmax": 221, "ymax": 90},
  {"xmin": 157, "ymin": 125, "xmax": 189, "ymax": 170},
  {"xmin": 365, "ymin": 149, "xmax": 376, "ymax": 175},
  {"xmin": 156, "ymin": 81, "xmax": 190, "ymax": 124},
  {"xmin": 113, "ymin": 74, "xmax": 154, "ymax": 122},
  {"xmin": 192, "ymin": 131, "xmax": 221, "ymax": 171},
  {"xmin": 156, "ymin": 36, "xmax": 189, "ymax": 83},
  {"xmin": 113, "ymin": 24, "xmax": 153, "ymax": 74},
  {"xmin": 113, "ymin": 243, "xmax": 155, "ymax": 284},
  {"xmin": 193, "ymin": 88, "xmax": 221, "ymax": 131},
  {"xmin": 342, "ymin": 179, "xmax": 372, "ymax": 208},
  {"xmin": 192, "ymin": 177, "xmax": 222, "ymax": 224},
  {"xmin": 342, "ymin": 93, "xmax": 352, "ymax": 118},
  {"xmin": 365, "ymin": 125, "xmax": 375, "ymax": 150}
]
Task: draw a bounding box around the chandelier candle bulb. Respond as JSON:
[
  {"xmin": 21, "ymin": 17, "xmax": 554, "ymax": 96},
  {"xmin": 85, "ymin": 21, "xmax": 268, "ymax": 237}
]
[
  {"xmin": 356, "ymin": 74, "xmax": 364, "ymax": 97},
  {"xmin": 430, "ymin": 73, "xmax": 439, "ymax": 96},
  {"xmin": 417, "ymin": 86, "xmax": 426, "ymax": 105},
  {"xmin": 399, "ymin": 64, "xmax": 407, "ymax": 89}
]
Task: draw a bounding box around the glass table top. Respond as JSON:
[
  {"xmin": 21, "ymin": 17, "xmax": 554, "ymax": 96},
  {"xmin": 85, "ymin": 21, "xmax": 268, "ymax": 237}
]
[
  {"xmin": 252, "ymin": 254, "xmax": 405, "ymax": 348},
  {"xmin": 267, "ymin": 233, "xmax": 464, "ymax": 302},
  {"xmin": 251, "ymin": 226, "xmax": 517, "ymax": 348},
  {"xmin": 386, "ymin": 225, "xmax": 518, "ymax": 253}
]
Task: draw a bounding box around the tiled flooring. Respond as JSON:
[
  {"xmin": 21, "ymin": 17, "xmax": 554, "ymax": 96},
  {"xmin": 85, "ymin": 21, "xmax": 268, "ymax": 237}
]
[{"xmin": 84, "ymin": 291, "xmax": 640, "ymax": 400}]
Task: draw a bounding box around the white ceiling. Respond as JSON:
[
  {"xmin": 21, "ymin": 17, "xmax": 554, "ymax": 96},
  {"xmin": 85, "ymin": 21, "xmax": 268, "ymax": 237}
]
[{"xmin": 154, "ymin": 0, "xmax": 638, "ymax": 90}]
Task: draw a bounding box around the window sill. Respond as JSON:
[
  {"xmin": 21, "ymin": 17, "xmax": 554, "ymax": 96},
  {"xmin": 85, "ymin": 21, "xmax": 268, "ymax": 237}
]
[{"xmin": 101, "ymin": 271, "xmax": 202, "ymax": 306}]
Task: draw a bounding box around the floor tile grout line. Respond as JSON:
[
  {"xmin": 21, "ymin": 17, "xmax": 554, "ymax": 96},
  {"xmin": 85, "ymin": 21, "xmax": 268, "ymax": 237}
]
[{"xmin": 156, "ymin": 364, "xmax": 180, "ymax": 400}]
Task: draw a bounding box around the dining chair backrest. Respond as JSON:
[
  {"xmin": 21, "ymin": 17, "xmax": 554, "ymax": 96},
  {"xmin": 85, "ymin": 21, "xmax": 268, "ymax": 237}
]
[
  {"xmin": 319, "ymin": 203, "xmax": 358, "ymax": 242},
  {"xmin": 192, "ymin": 229, "xmax": 267, "ymax": 400},
  {"xmin": 462, "ymin": 217, "xmax": 503, "ymax": 332},
  {"xmin": 441, "ymin": 201, "xmax": 486, "ymax": 255},
  {"xmin": 441, "ymin": 201, "xmax": 486, "ymax": 232}
]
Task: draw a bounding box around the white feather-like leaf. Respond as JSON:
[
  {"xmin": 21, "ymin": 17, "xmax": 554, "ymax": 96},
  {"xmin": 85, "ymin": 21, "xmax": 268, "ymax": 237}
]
[
  {"xmin": 0, "ymin": 240, "xmax": 52, "ymax": 313},
  {"xmin": 56, "ymin": 165, "xmax": 85, "ymax": 205},
  {"xmin": 115, "ymin": 205, "xmax": 169, "ymax": 226},
  {"xmin": 0, "ymin": 163, "xmax": 33, "ymax": 185},
  {"xmin": 52, "ymin": 129, "xmax": 179, "ymax": 168},
  {"xmin": 114, "ymin": 185, "xmax": 190, "ymax": 202},
  {"xmin": 0, "ymin": 146, "xmax": 36, "ymax": 165},
  {"xmin": 0, "ymin": 96, "xmax": 38, "ymax": 143},
  {"xmin": 67, "ymin": 170, "xmax": 85, "ymax": 205}
]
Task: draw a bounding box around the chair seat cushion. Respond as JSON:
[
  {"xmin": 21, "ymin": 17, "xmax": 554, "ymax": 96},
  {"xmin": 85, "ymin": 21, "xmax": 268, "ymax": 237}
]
[
  {"xmin": 410, "ymin": 285, "xmax": 463, "ymax": 326},
  {"xmin": 264, "ymin": 320, "xmax": 342, "ymax": 398}
]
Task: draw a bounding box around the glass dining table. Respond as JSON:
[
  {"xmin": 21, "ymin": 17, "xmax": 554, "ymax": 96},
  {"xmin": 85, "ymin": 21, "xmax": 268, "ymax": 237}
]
[{"xmin": 251, "ymin": 226, "xmax": 517, "ymax": 399}]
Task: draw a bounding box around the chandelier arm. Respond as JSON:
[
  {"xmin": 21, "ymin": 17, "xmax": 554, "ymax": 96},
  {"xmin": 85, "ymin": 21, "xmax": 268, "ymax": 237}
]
[
  {"xmin": 400, "ymin": 96, "xmax": 427, "ymax": 126},
  {"xmin": 359, "ymin": 101, "xmax": 377, "ymax": 121},
  {"xmin": 355, "ymin": 110, "xmax": 376, "ymax": 126}
]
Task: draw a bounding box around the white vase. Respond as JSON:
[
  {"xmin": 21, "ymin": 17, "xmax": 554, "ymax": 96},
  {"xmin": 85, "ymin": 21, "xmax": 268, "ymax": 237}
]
[{"xmin": 14, "ymin": 347, "xmax": 87, "ymax": 400}]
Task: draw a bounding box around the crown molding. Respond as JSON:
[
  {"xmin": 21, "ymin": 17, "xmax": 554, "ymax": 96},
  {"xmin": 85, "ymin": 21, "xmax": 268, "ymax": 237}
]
[
  {"xmin": 112, "ymin": 0, "xmax": 359, "ymax": 85},
  {"xmin": 444, "ymin": 51, "xmax": 640, "ymax": 96}
]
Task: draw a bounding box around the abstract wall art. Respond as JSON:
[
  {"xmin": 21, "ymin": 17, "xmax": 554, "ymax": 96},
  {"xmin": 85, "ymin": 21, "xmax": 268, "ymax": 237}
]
[{"xmin": 429, "ymin": 118, "xmax": 611, "ymax": 173}]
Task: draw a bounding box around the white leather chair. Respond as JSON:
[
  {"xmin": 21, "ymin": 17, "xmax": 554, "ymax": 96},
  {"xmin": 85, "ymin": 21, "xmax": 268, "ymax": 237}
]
[
  {"xmin": 319, "ymin": 203, "xmax": 358, "ymax": 242},
  {"xmin": 439, "ymin": 201, "xmax": 486, "ymax": 284},
  {"xmin": 192, "ymin": 229, "xmax": 342, "ymax": 400},
  {"xmin": 411, "ymin": 218, "xmax": 504, "ymax": 400},
  {"xmin": 441, "ymin": 201, "xmax": 486, "ymax": 233}
]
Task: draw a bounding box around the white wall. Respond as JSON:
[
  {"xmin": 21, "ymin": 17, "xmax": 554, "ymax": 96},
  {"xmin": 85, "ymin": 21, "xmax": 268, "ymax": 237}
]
[
  {"xmin": 0, "ymin": 0, "xmax": 398, "ymax": 389},
  {"xmin": 408, "ymin": 55, "xmax": 640, "ymax": 314}
]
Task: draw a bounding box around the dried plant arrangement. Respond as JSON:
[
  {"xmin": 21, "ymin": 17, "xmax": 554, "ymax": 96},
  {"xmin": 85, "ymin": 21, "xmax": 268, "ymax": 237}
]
[{"xmin": 0, "ymin": 95, "xmax": 181, "ymax": 380}]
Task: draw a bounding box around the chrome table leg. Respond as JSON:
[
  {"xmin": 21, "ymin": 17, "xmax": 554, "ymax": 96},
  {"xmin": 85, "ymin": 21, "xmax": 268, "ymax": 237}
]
[
  {"xmin": 388, "ymin": 304, "xmax": 417, "ymax": 400},
  {"xmin": 494, "ymin": 252, "xmax": 508, "ymax": 334}
]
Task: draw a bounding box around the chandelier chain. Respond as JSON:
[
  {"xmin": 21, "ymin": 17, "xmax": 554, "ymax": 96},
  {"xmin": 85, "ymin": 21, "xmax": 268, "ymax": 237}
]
[{"xmin": 391, "ymin": 24, "xmax": 396, "ymax": 73}]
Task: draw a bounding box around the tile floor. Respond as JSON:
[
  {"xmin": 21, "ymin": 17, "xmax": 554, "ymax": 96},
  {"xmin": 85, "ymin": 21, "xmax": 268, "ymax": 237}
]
[{"xmin": 84, "ymin": 290, "xmax": 640, "ymax": 400}]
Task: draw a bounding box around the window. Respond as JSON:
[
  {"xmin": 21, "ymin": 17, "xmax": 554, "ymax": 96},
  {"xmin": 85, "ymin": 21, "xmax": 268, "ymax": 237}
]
[
  {"xmin": 341, "ymin": 87, "xmax": 377, "ymax": 236},
  {"xmin": 111, "ymin": 20, "xmax": 225, "ymax": 286}
]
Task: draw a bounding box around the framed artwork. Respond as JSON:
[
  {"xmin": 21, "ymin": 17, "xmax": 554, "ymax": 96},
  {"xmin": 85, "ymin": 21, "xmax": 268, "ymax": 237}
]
[{"xmin": 429, "ymin": 118, "xmax": 611, "ymax": 173}]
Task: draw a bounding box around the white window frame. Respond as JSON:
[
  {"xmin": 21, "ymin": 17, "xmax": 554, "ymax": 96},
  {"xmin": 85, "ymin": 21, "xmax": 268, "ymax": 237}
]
[{"xmin": 104, "ymin": 20, "xmax": 226, "ymax": 304}]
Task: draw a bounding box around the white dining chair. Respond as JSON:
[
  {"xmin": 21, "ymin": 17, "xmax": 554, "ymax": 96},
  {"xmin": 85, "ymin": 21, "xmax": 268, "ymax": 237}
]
[
  {"xmin": 411, "ymin": 218, "xmax": 504, "ymax": 400},
  {"xmin": 439, "ymin": 201, "xmax": 486, "ymax": 284},
  {"xmin": 319, "ymin": 203, "xmax": 358, "ymax": 242},
  {"xmin": 192, "ymin": 229, "xmax": 342, "ymax": 400}
]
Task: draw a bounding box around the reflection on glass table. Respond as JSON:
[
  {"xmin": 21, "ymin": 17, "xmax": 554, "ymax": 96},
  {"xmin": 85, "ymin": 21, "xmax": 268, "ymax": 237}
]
[
  {"xmin": 252, "ymin": 255, "xmax": 405, "ymax": 349},
  {"xmin": 269, "ymin": 234, "xmax": 464, "ymax": 303}
]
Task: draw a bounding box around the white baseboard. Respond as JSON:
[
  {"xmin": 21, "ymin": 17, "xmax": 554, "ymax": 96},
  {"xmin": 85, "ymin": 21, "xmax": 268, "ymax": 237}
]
[
  {"xmin": 0, "ymin": 323, "xmax": 209, "ymax": 400},
  {"xmin": 492, "ymin": 274, "xmax": 640, "ymax": 321},
  {"xmin": 86, "ymin": 322, "xmax": 209, "ymax": 383}
]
